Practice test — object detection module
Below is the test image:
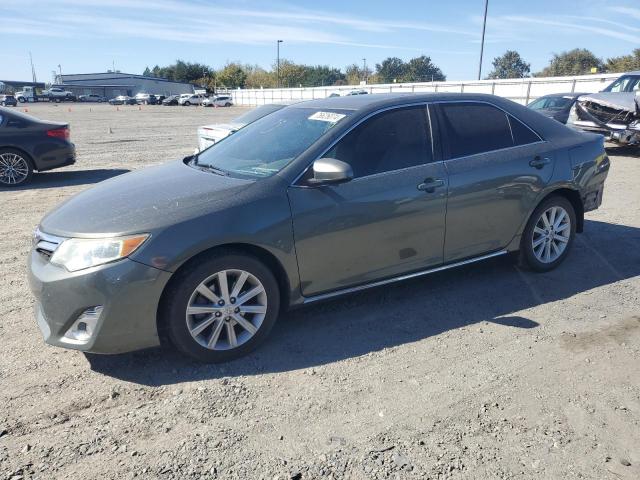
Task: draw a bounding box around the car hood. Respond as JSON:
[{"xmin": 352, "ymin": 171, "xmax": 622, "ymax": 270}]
[
  {"xmin": 578, "ymin": 92, "xmax": 638, "ymax": 113},
  {"xmin": 40, "ymin": 160, "xmax": 254, "ymax": 237}
]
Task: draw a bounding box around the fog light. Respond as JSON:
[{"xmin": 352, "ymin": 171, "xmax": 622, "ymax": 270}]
[{"xmin": 61, "ymin": 306, "xmax": 103, "ymax": 344}]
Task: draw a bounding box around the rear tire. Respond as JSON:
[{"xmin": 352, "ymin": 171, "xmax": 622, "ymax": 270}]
[
  {"xmin": 162, "ymin": 252, "xmax": 280, "ymax": 362},
  {"xmin": 184, "ymin": 101, "xmax": 191, "ymax": 106},
  {"xmin": 0, "ymin": 148, "xmax": 34, "ymax": 187},
  {"xmin": 520, "ymin": 195, "xmax": 576, "ymax": 272}
]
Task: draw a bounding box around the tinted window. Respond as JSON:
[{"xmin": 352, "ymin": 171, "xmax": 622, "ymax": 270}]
[
  {"xmin": 509, "ymin": 115, "xmax": 541, "ymax": 146},
  {"xmin": 438, "ymin": 102, "xmax": 512, "ymax": 158},
  {"xmin": 325, "ymin": 106, "xmax": 431, "ymax": 178}
]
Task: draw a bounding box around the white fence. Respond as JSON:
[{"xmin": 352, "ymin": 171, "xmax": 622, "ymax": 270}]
[{"xmin": 230, "ymin": 73, "xmax": 620, "ymax": 106}]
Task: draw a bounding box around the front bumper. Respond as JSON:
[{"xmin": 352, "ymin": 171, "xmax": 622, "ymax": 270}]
[{"xmin": 28, "ymin": 250, "xmax": 172, "ymax": 354}]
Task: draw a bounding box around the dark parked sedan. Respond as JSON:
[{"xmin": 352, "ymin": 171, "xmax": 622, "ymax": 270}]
[
  {"xmin": 28, "ymin": 93, "xmax": 609, "ymax": 362},
  {"xmin": 162, "ymin": 95, "xmax": 179, "ymax": 106},
  {"xmin": 0, "ymin": 95, "xmax": 18, "ymax": 107},
  {"xmin": 527, "ymin": 93, "xmax": 586, "ymax": 124},
  {"xmin": 78, "ymin": 94, "xmax": 106, "ymax": 103},
  {"xmin": 108, "ymin": 96, "xmax": 136, "ymax": 105},
  {"xmin": 0, "ymin": 107, "xmax": 75, "ymax": 186}
]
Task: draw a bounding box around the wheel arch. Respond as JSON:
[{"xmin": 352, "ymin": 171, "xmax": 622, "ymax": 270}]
[
  {"xmin": 0, "ymin": 145, "xmax": 36, "ymax": 169},
  {"xmin": 156, "ymin": 242, "xmax": 292, "ymax": 340},
  {"xmin": 538, "ymin": 187, "xmax": 584, "ymax": 233}
]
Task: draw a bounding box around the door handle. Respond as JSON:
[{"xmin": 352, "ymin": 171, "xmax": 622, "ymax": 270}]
[
  {"xmin": 529, "ymin": 156, "xmax": 551, "ymax": 169},
  {"xmin": 417, "ymin": 178, "xmax": 445, "ymax": 193}
]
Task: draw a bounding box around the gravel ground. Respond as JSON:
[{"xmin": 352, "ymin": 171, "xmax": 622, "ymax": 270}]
[{"xmin": 0, "ymin": 103, "xmax": 639, "ymax": 480}]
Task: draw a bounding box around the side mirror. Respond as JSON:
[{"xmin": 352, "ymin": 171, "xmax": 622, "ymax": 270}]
[{"xmin": 308, "ymin": 158, "xmax": 353, "ymax": 185}]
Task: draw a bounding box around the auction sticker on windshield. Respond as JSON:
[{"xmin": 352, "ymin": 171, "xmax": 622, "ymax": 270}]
[{"xmin": 308, "ymin": 111, "xmax": 346, "ymax": 123}]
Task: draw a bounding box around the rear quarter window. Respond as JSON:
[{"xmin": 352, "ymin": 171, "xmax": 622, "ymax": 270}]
[{"xmin": 509, "ymin": 115, "xmax": 541, "ymax": 146}]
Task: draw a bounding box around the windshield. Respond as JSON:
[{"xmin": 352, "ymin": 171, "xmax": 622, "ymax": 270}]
[
  {"xmin": 195, "ymin": 107, "xmax": 352, "ymax": 178},
  {"xmin": 528, "ymin": 96, "xmax": 573, "ymax": 110},
  {"xmin": 603, "ymin": 75, "xmax": 640, "ymax": 93},
  {"xmin": 233, "ymin": 104, "xmax": 286, "ymax": 125}
]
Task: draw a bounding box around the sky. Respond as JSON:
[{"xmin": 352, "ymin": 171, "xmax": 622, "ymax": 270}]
[{"xmin": 1, "ymin": 0, "xmax": 640, "ymax": 83}]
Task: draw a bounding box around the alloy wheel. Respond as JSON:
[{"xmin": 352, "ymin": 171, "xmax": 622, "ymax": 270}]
[
  {"xmin": 0, "ymin": 152, "xmax": 30, "ymax": 185},
  {"xmin": 531, "ymin": 206, "xmax": 571, "ymax": 263},
  {"xmin": 186, "ymin": 269, "xmax": 267, "ymax": 350}
]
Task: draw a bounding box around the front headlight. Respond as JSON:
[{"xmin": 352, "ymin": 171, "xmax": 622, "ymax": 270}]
[{"xmin": 50, "ymin": 234, "xmax": 149, "ymax": 272}]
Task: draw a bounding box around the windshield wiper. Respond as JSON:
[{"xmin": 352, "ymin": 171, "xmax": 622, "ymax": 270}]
[
  {"xmin": 198, "ymin": 163, "xmax": 230, "ymax": 176},
  {"xmin": 188, "ymin": 154, "xmax": 229, "ymax": 176}
]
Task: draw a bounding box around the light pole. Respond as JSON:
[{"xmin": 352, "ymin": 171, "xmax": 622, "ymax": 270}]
[
  {"xmin": 277, "ymin": 40, "xmax": 283, "ymax": 87},
  {"xmin": 478, "ymin": 0, "xmax": 489, "ymax": 80}
]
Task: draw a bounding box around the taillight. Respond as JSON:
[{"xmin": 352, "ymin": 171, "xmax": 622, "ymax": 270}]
[{"xmin": 47, "ymin": 127, "xmax": 70, "ymax": 141}]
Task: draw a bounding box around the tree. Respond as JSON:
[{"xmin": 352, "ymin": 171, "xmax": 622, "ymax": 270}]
[
  {"xmin": 142, "ymin": 66, "xmax": 152, "ymax": 77},
  {"xmin": 402, "ymin": 55, "xmax": 445, "ymax": 82},
  {"xmin": 344, "ymin": 64, "xmax": 372, "ymax": 85},
  {"xmin": 216, "ymin": 63, "xmax": 247, "ymax": 88},
  {"xmin": 194, "ymin": 74, "xmax": 217, "ymax": 92},
  {"xmin": 375, "ymin": 57, "xmax": 407, "ymax": 83},
  {"xmin": 146, "ymin": 60, "xmax": 213, "ymax": 83},
  {"xmin": 486, "ymin": 50, "xmax": 530, "ymax": 79},
  {"xmin": 605, "ymin": 48, "xmax": 640, "ymax": 73},
  {"xmin": 301, "ymin": 65, "xmax": 346, "ymax": 87},
  {"xmin": 273, "ymin": 60, "xmax": 307, "ymax": 88},
  {"xmin": 244, "ymin": 65, "xmax": 276, "ymax": 88},
  {"xmin": 536, "ymin": 48, "xmax": 604, "ymax": 77}
]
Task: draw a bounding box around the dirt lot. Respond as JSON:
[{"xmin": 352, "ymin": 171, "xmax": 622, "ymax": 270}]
[{"xmin": 1, "ymin": 103, "xmax": 639, "ymax": 480}]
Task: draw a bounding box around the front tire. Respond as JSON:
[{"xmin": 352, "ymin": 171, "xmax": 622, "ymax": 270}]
[
  {"xmin": 0, "ymin": 149, "xmax": 34, "ymax": 187},
  {"xmin": 184, "ymin": 101, "xmax": 191, "ymax": 106},
  {"xmin": 162, "ymin": 252, "xmax": 280, "ymax": 362},
  {"xmin": 520, "ymin": 195, "xmax": 576, "ymax": 272}
]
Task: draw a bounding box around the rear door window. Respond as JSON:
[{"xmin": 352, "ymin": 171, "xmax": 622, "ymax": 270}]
[{"xmin": 437, "ymin": 102, "xmax": 513, "ymax": 159}]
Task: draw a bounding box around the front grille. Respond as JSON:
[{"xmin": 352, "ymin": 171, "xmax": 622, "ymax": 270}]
[
  {"xmin": 33, "ymin": 228, "xmax": 65, "ymax": 259},
  {"xmin": 579, "ymin": 101, "xmax": 633, "ymax": 125}
]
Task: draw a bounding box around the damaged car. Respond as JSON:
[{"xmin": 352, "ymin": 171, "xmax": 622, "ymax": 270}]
[{"xmin": 569, "ymin": 71, "xmax": 640, "ymax": 145}]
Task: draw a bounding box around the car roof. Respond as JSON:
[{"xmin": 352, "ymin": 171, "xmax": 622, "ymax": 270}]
[
  {"xmin": 287, "ymin": 92, "xmax": 535, "ymax": 112},
  {"xmin": 534, "ymin": 92, "xmax": 588, "ymax": 98},
  {"xmin": 290, "ymin": 92, "xmax": 582, "ymax": 145}
]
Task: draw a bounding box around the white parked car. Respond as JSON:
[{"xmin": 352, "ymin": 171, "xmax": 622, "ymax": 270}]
[
  {"xmin": 178, "ymin": 94, "xmax": 206, "ymax": 106},
  {"xmin": 43, "ymin": 87, "xmax": 75, "ymax": 99},
  {"xmin": 196, "ymin": 103, "xmax": 288, "ymax": 151},
  {"xmin": 202, "ymin": 95, "xmax": 233, "ymax": 107},
  {"xmin": 134, "ymin": 92, "xmax": 155, "ymax": 104}
]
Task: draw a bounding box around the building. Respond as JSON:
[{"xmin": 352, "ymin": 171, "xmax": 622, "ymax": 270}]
[
  {"xmin": 0, "ymin": 80, "xmax": 45, "ymax": 93},
  {"xmin": 56, "ymin": 72, "xmax": 195, "ymax": 98}
]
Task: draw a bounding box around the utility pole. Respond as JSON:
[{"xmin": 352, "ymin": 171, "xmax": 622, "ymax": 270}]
[
  {"xmin": 277, "ymin": 40, "xmax": 283, "ymax": 87},
  {"xmin": 478, "ymin": 0, "xmax": 489, "ymax": 80},
  {"xmin": 362, "ymin": 58, "xmax": 367, "ymax": 83},
  {"xmin": 29, "ymin": 52, "xmax": 37, "ymax": 83},
  {"xmin": 57, "ymin": 64, "xmax": 62, "ymax": 83}
]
